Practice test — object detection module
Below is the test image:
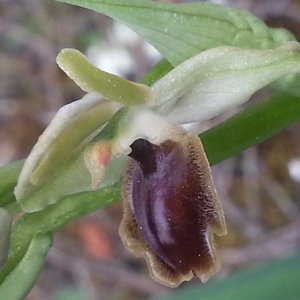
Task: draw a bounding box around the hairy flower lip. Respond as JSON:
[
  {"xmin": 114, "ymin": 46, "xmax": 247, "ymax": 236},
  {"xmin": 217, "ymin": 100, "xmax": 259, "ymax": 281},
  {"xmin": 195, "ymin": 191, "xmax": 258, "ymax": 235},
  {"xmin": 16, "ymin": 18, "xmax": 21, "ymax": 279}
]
[{"xmin": 119, "ymin": 133, "xmax": 226, "ymax": 287}]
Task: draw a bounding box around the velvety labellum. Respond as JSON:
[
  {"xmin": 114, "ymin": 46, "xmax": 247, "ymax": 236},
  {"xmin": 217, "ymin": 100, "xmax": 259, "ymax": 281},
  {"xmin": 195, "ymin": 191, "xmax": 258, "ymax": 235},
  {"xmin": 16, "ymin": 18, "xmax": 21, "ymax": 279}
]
[{"xmin": 119, "ymin": 134, "xmax": 226, "ymax": 287}]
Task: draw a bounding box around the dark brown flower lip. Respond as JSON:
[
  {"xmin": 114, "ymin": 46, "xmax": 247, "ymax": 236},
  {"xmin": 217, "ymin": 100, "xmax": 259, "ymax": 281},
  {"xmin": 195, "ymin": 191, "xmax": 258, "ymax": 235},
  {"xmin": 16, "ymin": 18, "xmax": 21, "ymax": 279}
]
[{"xmin": 119, "ymin": 133, "xmax": 226, "ymax": 287}]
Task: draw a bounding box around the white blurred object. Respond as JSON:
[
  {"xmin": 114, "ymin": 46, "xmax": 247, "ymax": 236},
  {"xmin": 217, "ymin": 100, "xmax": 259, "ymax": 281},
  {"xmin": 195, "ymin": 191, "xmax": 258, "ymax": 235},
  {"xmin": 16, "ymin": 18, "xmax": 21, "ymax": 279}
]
[
  {"xmin": 110, "ymin": 21, "xmax": 141, "ymax": 45},
  {"xmin": 86, "ymin": 22, "xmax": 161, "ymax": 78},
  {"xmin": 87, "ymin": 44, "xmax": 135, "ymax": 77},
  {"xmin": 288, "ymin": 158, "xmax": 300, "ymax": 182}
]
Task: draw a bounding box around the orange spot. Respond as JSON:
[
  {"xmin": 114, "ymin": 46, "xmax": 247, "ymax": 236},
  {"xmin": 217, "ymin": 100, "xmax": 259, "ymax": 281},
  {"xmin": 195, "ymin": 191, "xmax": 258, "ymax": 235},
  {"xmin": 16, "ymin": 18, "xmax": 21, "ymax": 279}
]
[{"xmin": 93, "ymin": 144, "xmax": 111, "ymax": 166}]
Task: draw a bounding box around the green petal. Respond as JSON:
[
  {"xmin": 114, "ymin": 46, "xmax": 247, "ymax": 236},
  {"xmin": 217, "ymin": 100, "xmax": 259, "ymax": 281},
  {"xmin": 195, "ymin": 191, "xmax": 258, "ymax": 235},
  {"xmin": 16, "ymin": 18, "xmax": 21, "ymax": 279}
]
[
  {"xmin": 151, "ymin": 42, "xmax": 300, "ymax": 124},
  {"xmin": 57, "ymin": 49, "xmax": 155, "ymax": 106}
]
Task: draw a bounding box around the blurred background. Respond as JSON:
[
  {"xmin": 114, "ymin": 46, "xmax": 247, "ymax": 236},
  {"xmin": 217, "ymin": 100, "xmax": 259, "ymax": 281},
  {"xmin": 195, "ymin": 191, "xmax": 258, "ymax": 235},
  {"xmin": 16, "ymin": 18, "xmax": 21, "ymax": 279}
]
[{"xmin": 0, "ymin": 0, "xmax": 300, "ymax": 299}]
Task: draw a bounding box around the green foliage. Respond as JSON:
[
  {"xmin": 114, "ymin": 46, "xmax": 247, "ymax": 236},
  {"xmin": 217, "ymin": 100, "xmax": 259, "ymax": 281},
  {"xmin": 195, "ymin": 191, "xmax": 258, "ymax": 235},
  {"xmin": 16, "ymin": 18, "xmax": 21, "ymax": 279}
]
[
  {"xmin": 56, "ymin": 0, "xmax": 300, "ymax": 96},
  {"xmin": 55, "ymin": 0, "xmax": 296, "ymax": 65}
]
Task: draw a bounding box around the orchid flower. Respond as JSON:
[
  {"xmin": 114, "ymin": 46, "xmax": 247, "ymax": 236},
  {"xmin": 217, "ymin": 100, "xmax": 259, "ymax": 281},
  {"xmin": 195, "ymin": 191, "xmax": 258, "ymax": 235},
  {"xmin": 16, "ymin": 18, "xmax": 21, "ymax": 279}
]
[{"xmin": 14, "ymin": 41, "xmax": 300, "ymax": 287}]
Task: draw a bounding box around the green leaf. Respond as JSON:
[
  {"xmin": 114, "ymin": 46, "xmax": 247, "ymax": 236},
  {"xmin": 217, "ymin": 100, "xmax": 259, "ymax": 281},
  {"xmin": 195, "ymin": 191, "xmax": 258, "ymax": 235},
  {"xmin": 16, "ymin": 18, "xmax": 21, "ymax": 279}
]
[
  {"xmin": 53, "ymin": 0, "xmax": 300, "ymax": 96},
  {"xmin": 54, "ymin": 0, "xmax": 295, "ymax": 66},
  {"xmin": 152, "ymin": 252, "xmax": 300, "ymax": 300}
]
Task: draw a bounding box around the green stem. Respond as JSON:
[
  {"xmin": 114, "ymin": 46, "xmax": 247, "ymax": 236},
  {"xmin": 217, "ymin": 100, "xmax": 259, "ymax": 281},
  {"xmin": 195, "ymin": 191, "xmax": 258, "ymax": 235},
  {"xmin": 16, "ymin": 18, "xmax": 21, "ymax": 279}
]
[
  {"xmin": 201, "ymin": 92, "xmax": 300, "ymax": 165},
  {"xmin": 141, "ymin": 59, "xmax": 173, "ymax": 86},
  {"xmin": 0, "ymin": 161, "xmax": 23, "ymax": 213},
  {"xmin": 0, "ymin": 182, "xmax": 121, "ymax": 284},
  {"xmin": 0, "ymin": 235, "xmax": 53, "ymax": 300}
]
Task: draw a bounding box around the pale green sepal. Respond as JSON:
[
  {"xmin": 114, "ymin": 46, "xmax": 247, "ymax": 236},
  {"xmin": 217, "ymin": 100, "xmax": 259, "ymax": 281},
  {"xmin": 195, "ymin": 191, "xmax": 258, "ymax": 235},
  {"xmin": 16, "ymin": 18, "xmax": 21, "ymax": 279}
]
[
  {"xmin": 0, "ymin": 208, "xmax": 12, "ymax": 269},
  {"xmin": 0, "ymin": 234, "xmax": 52, "ymax": 300},
  {"xmin": 15, "ymin": 93, "xmax": 119, "ymax": 206},
  {"xmin": 57, "ymin": 49, "xmax": 155, "ymax": 106},
  {"xmin": 17, "ymin": 142, "xmax": 126, "ymax": 213},
  {"xmin": 152, "ymin": 42, "xmax": 300, "ymax": 124},
  {"xmin": 18, "ymin": 148, "xmax": 92, "ymax": 212}
]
